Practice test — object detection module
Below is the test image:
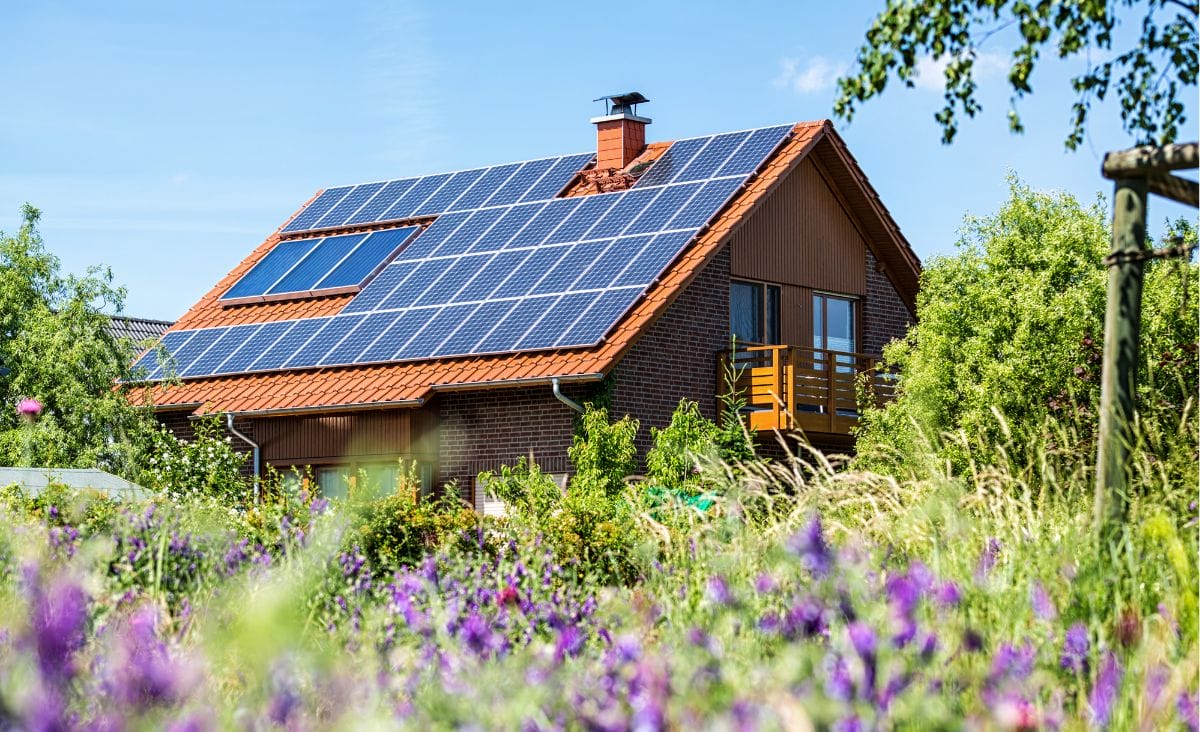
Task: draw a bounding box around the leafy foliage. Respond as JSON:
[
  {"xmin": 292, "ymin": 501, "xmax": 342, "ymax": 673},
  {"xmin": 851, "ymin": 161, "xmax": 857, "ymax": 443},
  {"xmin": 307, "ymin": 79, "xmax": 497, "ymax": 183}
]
[
  {"xmin": 142, "ymin": 417, "xmax": 248, "ymax": 505},
  {"xmin": 855, "ymin": 176, "xmax": 1198, "ymax": 476},
  {"xmin": 835, "ymin": 0, "xmax": 1198, "ymax": 148},
  {"xmin": 0, "ymin": 205, "xmax": 157, "ymax": 476},
  {"xmin": 646, "ymin": 399, "xmax": 719, "ymax": 491}
]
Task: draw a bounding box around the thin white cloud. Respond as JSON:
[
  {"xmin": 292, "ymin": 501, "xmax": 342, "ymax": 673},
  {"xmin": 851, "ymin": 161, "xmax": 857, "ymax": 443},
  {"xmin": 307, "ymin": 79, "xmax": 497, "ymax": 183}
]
[
  {"xmin": 773, "ymin": 56, "xmax": 849, "ymax": 94},
  {"xmin": 913, "ymin": 50, "xmax": 1009, "ymax": 90}
]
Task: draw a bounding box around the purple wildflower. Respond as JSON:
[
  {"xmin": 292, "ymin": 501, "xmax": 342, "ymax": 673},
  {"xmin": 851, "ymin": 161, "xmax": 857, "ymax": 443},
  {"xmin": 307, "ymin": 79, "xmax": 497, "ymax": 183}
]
[
  {"xmin": 753, "ymin": 572, "xmax": 777, "ymax": 594},
  {"xmin": 1178, "ymin": 691, "xmax": 1199, "ymax": 732},
  {"xmin": 1089, "ymin": 651, "xmax": 1122, "ymax": 728},
  {"xmin": 106, "ymin": 605, "xmax": 194, "ymax": 708},
  {"xmin": 29, "ymin": 570, "xmax": 89, "ymax": 683},
  {"xmin": 988, "ymin": 642, "xmax": 1035, "ymax": 686},
  {"xmin": 1031, "ymin": 581, "xmax": 1056, "ymax": 621},
  {"xmin": 934, "ymin": 580, "xmax": 961, "ymax": 607},
  {"xmin": 825, "ymin": 654, "xmax": 854, "ymax": 701},
  {"xmin": 17, "ymin": 397, "xmax": 42, "ymax": 421},
  {"xmin": 787, "ymin": 515, "xmax": 832, "ymax": 577},
  {"xmin": 847, "ymin": 622, "xmax": 877, "ymax": 693},
  {"xmin": 975, "ymin": 538, "xmax": 1001, "ymax": 583},
  {"xmin": 554, "ymin": 625, "xmax": 585, "ymax": 663},
  {"xmin": 833, "ymin": 716, "xmax": 862, "ymax": 732},
  {"xmin": 885, "ymin": 572, "xmax": 921, "ymax": 618},
  {"xmin": 706, "ymin": 575, "xmax": 735, "ymax": 606},
  {"xmin": 962, "ymin": 628, "xmax": 984, "ymax": 653},
  {"xmin": 1060, "ymin": 623, "xmax": 1089, "ymax": 674},
  {"xmin": 784, "ymin": 597, "xmax": 827, "ymax": 639}
]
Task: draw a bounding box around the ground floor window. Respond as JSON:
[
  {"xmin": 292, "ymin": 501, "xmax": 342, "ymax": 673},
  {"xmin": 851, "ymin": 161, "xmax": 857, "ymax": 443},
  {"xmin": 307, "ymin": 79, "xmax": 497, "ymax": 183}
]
[{"xmin": 276, "ymin": 459, "xmax": 433, "ymax": 502}]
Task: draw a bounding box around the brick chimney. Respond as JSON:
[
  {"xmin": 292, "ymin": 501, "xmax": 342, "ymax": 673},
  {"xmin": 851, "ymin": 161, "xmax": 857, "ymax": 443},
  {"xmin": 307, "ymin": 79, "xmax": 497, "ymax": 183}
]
[{"xmin": 591, "ymin": 92, "xmax": 651, "ymax": 172}]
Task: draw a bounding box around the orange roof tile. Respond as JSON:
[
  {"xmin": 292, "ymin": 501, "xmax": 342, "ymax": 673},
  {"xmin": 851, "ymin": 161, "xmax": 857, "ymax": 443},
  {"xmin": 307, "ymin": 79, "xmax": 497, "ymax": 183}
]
[{"xmin": 142, "ymin": 121, "xmax": 914, "ymax": 417}]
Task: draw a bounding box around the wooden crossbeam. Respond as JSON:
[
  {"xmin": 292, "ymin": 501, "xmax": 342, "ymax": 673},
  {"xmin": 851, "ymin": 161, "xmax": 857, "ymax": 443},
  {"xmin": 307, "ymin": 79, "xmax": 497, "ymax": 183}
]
[
  {"xmin": 1102, "ymin": 142, "xmax": 1198, "ymax": 179},
  {"xmin": 1147, "ymin": 173, "xmax": 1200, "ymax": 207}
]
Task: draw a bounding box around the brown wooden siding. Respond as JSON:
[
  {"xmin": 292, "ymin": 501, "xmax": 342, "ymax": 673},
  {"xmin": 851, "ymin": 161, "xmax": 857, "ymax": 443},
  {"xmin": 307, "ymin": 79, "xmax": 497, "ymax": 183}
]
[
  {"xmin": 729, "ymin": 158, "xmax": 867, "ymax": 296},
  {"xmin": 254, "ymin": 409, "xmax": 435, "ymax": 466}
]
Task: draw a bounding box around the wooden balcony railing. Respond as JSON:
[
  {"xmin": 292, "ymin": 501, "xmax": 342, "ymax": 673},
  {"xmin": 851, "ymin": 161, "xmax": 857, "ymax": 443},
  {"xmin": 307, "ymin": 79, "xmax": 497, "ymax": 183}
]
[{"xmin": 718, "ymin": 344, "xmax": 899, "ymax": 435}]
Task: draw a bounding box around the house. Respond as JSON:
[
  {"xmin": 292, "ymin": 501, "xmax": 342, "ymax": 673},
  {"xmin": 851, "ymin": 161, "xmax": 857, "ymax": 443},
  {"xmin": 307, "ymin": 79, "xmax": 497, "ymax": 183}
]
[
  {"xmin": 108, "ymin": 315, "xmax": 173, "ymax": 347},
  {"xmin": 134, "ymin": 94, "xmax": 920, "ymax": 504}
]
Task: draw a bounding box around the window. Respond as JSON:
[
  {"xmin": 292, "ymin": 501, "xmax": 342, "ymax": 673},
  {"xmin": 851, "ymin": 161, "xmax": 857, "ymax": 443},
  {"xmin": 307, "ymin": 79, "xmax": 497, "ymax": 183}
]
[
  {"xmin": 730, "ymin": 279, "xmax": 781, "ymax": 345},
  {"xmin": 812, "ymin": 292, "xmax": 858, "ymax": 371}
]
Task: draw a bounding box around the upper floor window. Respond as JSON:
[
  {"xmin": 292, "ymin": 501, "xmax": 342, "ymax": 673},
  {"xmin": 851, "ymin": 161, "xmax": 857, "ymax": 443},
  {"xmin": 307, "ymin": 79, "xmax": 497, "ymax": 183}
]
[
  {"xmin": 813, "ymin": 292, "xmax": 857, "ymax": 354},
  {"xmin": 730, "ymin": 279, "xmax": 781, "ymax": 345}
]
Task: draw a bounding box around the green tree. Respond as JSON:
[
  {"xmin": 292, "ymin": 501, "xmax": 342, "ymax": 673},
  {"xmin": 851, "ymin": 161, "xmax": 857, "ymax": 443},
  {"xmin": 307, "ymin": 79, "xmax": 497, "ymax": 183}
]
[
  {"xmin": 0, "ymin": 205, "xmax": 156, "ymax": 476},
  {"xmin": 855, "ymin": 177, "xmax": 1197, "ymax": 472},
  {"xmin": 835, "ymin": 0, "xmax": 1198, "ymax": 148}
]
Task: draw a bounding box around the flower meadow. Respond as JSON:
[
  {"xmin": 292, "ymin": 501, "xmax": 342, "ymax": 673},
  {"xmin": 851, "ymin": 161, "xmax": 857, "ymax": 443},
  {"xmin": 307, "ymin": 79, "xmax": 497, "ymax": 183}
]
[{"xmin": 0, "ymin": 435, "xmax": 1195, "ymax": 732}]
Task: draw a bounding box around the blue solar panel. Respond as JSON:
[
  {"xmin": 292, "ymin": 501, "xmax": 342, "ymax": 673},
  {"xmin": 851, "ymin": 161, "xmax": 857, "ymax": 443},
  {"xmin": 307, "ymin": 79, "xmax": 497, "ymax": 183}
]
[
  {"xmin": 520, "ymin": 153, "xmax": 592, "ymax": 202},
  {"xmin": 716, "ymin": 125, "xmax": 792, "ymax": 177},
  {"xmin": 283, "ymin": 318, "xmax": 350, "ymax": 369},
  {"xmin": 268, "ymin": 234, "xmax": 367, "ymax": 295},
  {"xmin": 545, "ymin": 194, "xmax": 619, "ymax": 244},
  {"xmin": 672, "ymin": 132, "xmax": 749, "ymax": 183},
  {"xmin": 467, "ymin": 203, "xmax": 543, "ymax": 253},
  {"xmin": 320, "ymin": 312, "xmax": 394, "ymax": 365},
  {"xmin": 340, "ymin": 261, "xmax": 420, "ymax": 314},
  {"xmin": 221, "ymin": 321, "xmax": 292, "ymax": 374},
  {"xmin": 666, "ymin": 177, "xmax": 743, "ymax": 230},
  {"xmin": 453, "ymin": 249, "xmax": 533, "ymax": 302},
  {"xmin": 482, "ymin": 158, "xmax": 555, "ymax": 207},
  {"xmin": 251, "ymin": 319, "xmax": 326, "ymax": 371},
  {"xmin": 183, "ymin": 324, "xmax": 259, "ymax": 377},
  {"xmin": 394, "ymin": 303, "xmax": 478, "ymax": 360},
  {"xmin": 378, "ymin": 258, "xmax": 454, "ymax": 310},
  {"xmin": 282, "ymin": 187, "xmax": 353, "ymax": 233},
  {"xmin": 475, "ymin": 297, "xmax": 554, "ymax": 353},
  {"xmin": 430, "ymin": 208, "xmax": 506, "ymax": 258},
  {"xmin": 133, "ymin": 330, "xmax": 194, "ymax": 380},
  {"xmin": 146, "ymin": 126, "xmax": 794, "ymax": 379},
  {"xmin": 632, "ymin": 138, "xmax": 708, "ymax": 188},
  {"xmin": 555, "ymin": 288, "xmax": 642, "ymax": 347},
  {"xmin": 414, "ymin": 169, "xmax": 487, "ymax": 217},
  {"xmin": 413, "ymin": 254, "xmax": 490, "ymax": 306},
  {"xmin": 170, "ymin": 328, "xmax": 226, "ymax": 375},
  {"xmin": 491, "ymin": 246, "xmax": 570, "ymax": 299},
  {"xmin": 515, "ymin": 292, "xmax": 598, "ymax": 350},
  {"xmin": 587, "ymin": 187, "xmax": 662, "ymax": 239},
  {"xmin": 510, "ymin": 198, "xmax": 579, "ymax": 246},
  {"xmin": 433, "ymin": 299, "xmax": 516, "ymax": 356},
  {"xmin": 344, "ymin": 178, "xmax": 419, "ymax": 226},
  {"xmin": 531, "ymin": 240, "xmax": 610, "ymax": 295},
  {"xmin": 624, "ymin": 182, "xmax": 702, "ymax": 235},
  {"xmin": 449, "ymin": 163, "xmax": 521, "ymax": 211},
  {"xmin": 359, "ymin": 310, "xmax": 428, "ymax": 362},
  {"xmin": 381, "ymin": 173, "xmax": 452, "ymax": 222},
  {"xmin": 313, "ymin": 182, "xmax": 387, "ymax": 230},
  {"xmin": 569, "ymin": 237, "xmax": 632, "ymax": 291},
  {"xmin": 316, "ymin": 227, "xmax": 419, "ymax": 290},
  {"xmin": 222, "ymin": 239, "xmax": 320, "ymax": 300}
]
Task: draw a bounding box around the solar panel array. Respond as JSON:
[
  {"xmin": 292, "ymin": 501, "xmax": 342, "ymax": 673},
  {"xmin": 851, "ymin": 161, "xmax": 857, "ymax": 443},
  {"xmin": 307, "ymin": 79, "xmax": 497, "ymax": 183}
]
[
  {"xmin": 281, "ymin": 153, "xmax": 595, "ymax": 235},
  {"xmin": 135, "ymin": 124, "xmax": 793, "ymax": 381},
  {"xmin": 222, "ymin": 227, "xmax": 420, "ymax": 300}
]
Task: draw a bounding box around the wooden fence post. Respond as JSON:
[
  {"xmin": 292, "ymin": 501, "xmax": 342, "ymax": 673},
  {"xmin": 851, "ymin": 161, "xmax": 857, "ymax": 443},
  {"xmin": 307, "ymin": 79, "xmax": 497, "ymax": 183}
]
[{"xmin": 1093, "ymin": 177, "xmax": 1148, "ymax": 538}]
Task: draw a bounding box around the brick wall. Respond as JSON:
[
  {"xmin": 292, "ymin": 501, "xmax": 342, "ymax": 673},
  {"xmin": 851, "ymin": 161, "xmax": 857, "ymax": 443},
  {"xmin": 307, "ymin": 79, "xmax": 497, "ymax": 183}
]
[
  {"xmin": 610, "ymin": 246, "xmax": 731, "ymax": 462},
  {"xmin": 435, "ymin": 381, "xmax": 599, "ymax": 499},
  {"xmin": 862, "ymin": 250, "xmax": 914, "ymax": 357}
]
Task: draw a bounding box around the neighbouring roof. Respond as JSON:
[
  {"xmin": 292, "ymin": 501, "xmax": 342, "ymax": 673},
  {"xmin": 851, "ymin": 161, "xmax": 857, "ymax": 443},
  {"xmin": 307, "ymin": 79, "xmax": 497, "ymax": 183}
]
[
  {"xmin": 136, "ymin": 120, "xmax": 919, "ymax": 416},
  {"xmin": 108, "ymin": 315, "xmax": 173, "ymax": 343}
]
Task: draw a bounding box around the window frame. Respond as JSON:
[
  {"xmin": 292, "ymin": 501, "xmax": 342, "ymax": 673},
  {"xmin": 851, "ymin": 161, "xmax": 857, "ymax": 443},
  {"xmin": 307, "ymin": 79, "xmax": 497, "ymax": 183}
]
[{"xmin": 730, "ymin": 278, "xmax": 783, "ymax": 346}]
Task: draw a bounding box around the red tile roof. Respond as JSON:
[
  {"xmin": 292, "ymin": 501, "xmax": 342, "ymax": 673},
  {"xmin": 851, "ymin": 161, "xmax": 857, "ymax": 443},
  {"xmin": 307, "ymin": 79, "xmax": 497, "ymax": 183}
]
[{"xmin": 141, "ymin": 121, "xmax": 918, "ymax": 416}]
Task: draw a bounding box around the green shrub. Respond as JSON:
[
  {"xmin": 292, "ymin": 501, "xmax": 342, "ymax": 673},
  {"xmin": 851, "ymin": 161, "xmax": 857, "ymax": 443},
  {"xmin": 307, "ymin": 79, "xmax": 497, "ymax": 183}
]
[
  {"xmin": 567, "ymin": 405, "xmax": 637, "ymax": 497},
  {"xmin": 143, "ymin": 417, "xmax": 249, "ymax": 505},
  {"xmin": 350, "ymin": 490, "xmax": 479, "ymax": 570},
  {"xmin": 646, "ymin": 399, "xmax": 720, "ymax": 492}
]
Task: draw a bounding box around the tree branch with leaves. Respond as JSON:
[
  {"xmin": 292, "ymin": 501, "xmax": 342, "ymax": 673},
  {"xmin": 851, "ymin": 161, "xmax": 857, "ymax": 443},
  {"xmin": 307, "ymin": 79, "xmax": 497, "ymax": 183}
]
[{"xmin": 835, "ymin": 0, "xmax": 1198, "ymax": 148}]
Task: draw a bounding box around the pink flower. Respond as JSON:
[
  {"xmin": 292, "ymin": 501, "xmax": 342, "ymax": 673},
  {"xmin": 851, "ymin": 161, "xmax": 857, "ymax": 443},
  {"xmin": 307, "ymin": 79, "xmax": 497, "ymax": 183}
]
[{"xmin": 17, "ymin": 398, "xmax": 42, "ymax": 421}]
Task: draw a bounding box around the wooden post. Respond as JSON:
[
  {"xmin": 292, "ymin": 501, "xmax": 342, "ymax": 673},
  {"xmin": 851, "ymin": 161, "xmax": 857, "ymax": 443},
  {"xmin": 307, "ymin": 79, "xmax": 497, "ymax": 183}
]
[
  {"xmin": 771, "ymin": 346, "xmax": 783, "ymax": 429},
  {"xmin": 786, "ymin": 348, "xmax": 797, "ymax": 430},
  {"xmin": 1094, "ymin": 177, "xmax": 1148, "ymax": 537}
]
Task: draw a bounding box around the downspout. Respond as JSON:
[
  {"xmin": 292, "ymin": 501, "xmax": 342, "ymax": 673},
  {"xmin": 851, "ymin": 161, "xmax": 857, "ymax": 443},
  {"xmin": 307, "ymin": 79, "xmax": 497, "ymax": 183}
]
[
  {"xmin": 551, "ymin": 378, "xmax": 584, "ymax": 414},
  {"xmin": 225, "ymin": 413, "xmax": 261, "ymax": 503}
]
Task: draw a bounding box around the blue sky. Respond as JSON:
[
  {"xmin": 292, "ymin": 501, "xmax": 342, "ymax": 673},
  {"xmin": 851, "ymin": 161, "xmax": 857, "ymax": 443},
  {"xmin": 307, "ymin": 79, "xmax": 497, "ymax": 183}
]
[{"xmin": 3, "ymin": 1, "xmax": 1194, "ymax": 321}]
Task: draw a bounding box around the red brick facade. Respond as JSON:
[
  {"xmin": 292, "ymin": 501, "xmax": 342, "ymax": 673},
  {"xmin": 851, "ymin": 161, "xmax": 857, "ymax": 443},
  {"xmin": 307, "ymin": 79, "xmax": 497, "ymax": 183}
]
[
  {"xmin": 610, "ymin": 245, "xmax": 730, "ymax": 459},
  {"xmin": 862, "ymin": 250, "xmax": 914, "ymax": 357}
]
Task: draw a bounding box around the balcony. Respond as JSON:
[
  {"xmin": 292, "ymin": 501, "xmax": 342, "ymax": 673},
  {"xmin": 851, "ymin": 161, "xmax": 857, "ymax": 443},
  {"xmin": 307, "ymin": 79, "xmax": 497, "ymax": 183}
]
[{"xmin": 719, "ymin": 345, "xmax": 898, "ymax": 437}]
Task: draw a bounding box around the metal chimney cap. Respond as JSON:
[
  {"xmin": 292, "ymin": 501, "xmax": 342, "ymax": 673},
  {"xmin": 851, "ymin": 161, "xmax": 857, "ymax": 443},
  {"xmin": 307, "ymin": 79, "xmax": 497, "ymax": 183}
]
[{"xmin": 593, "ymin": 92, "xmax": 650, "ymax": 116}]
